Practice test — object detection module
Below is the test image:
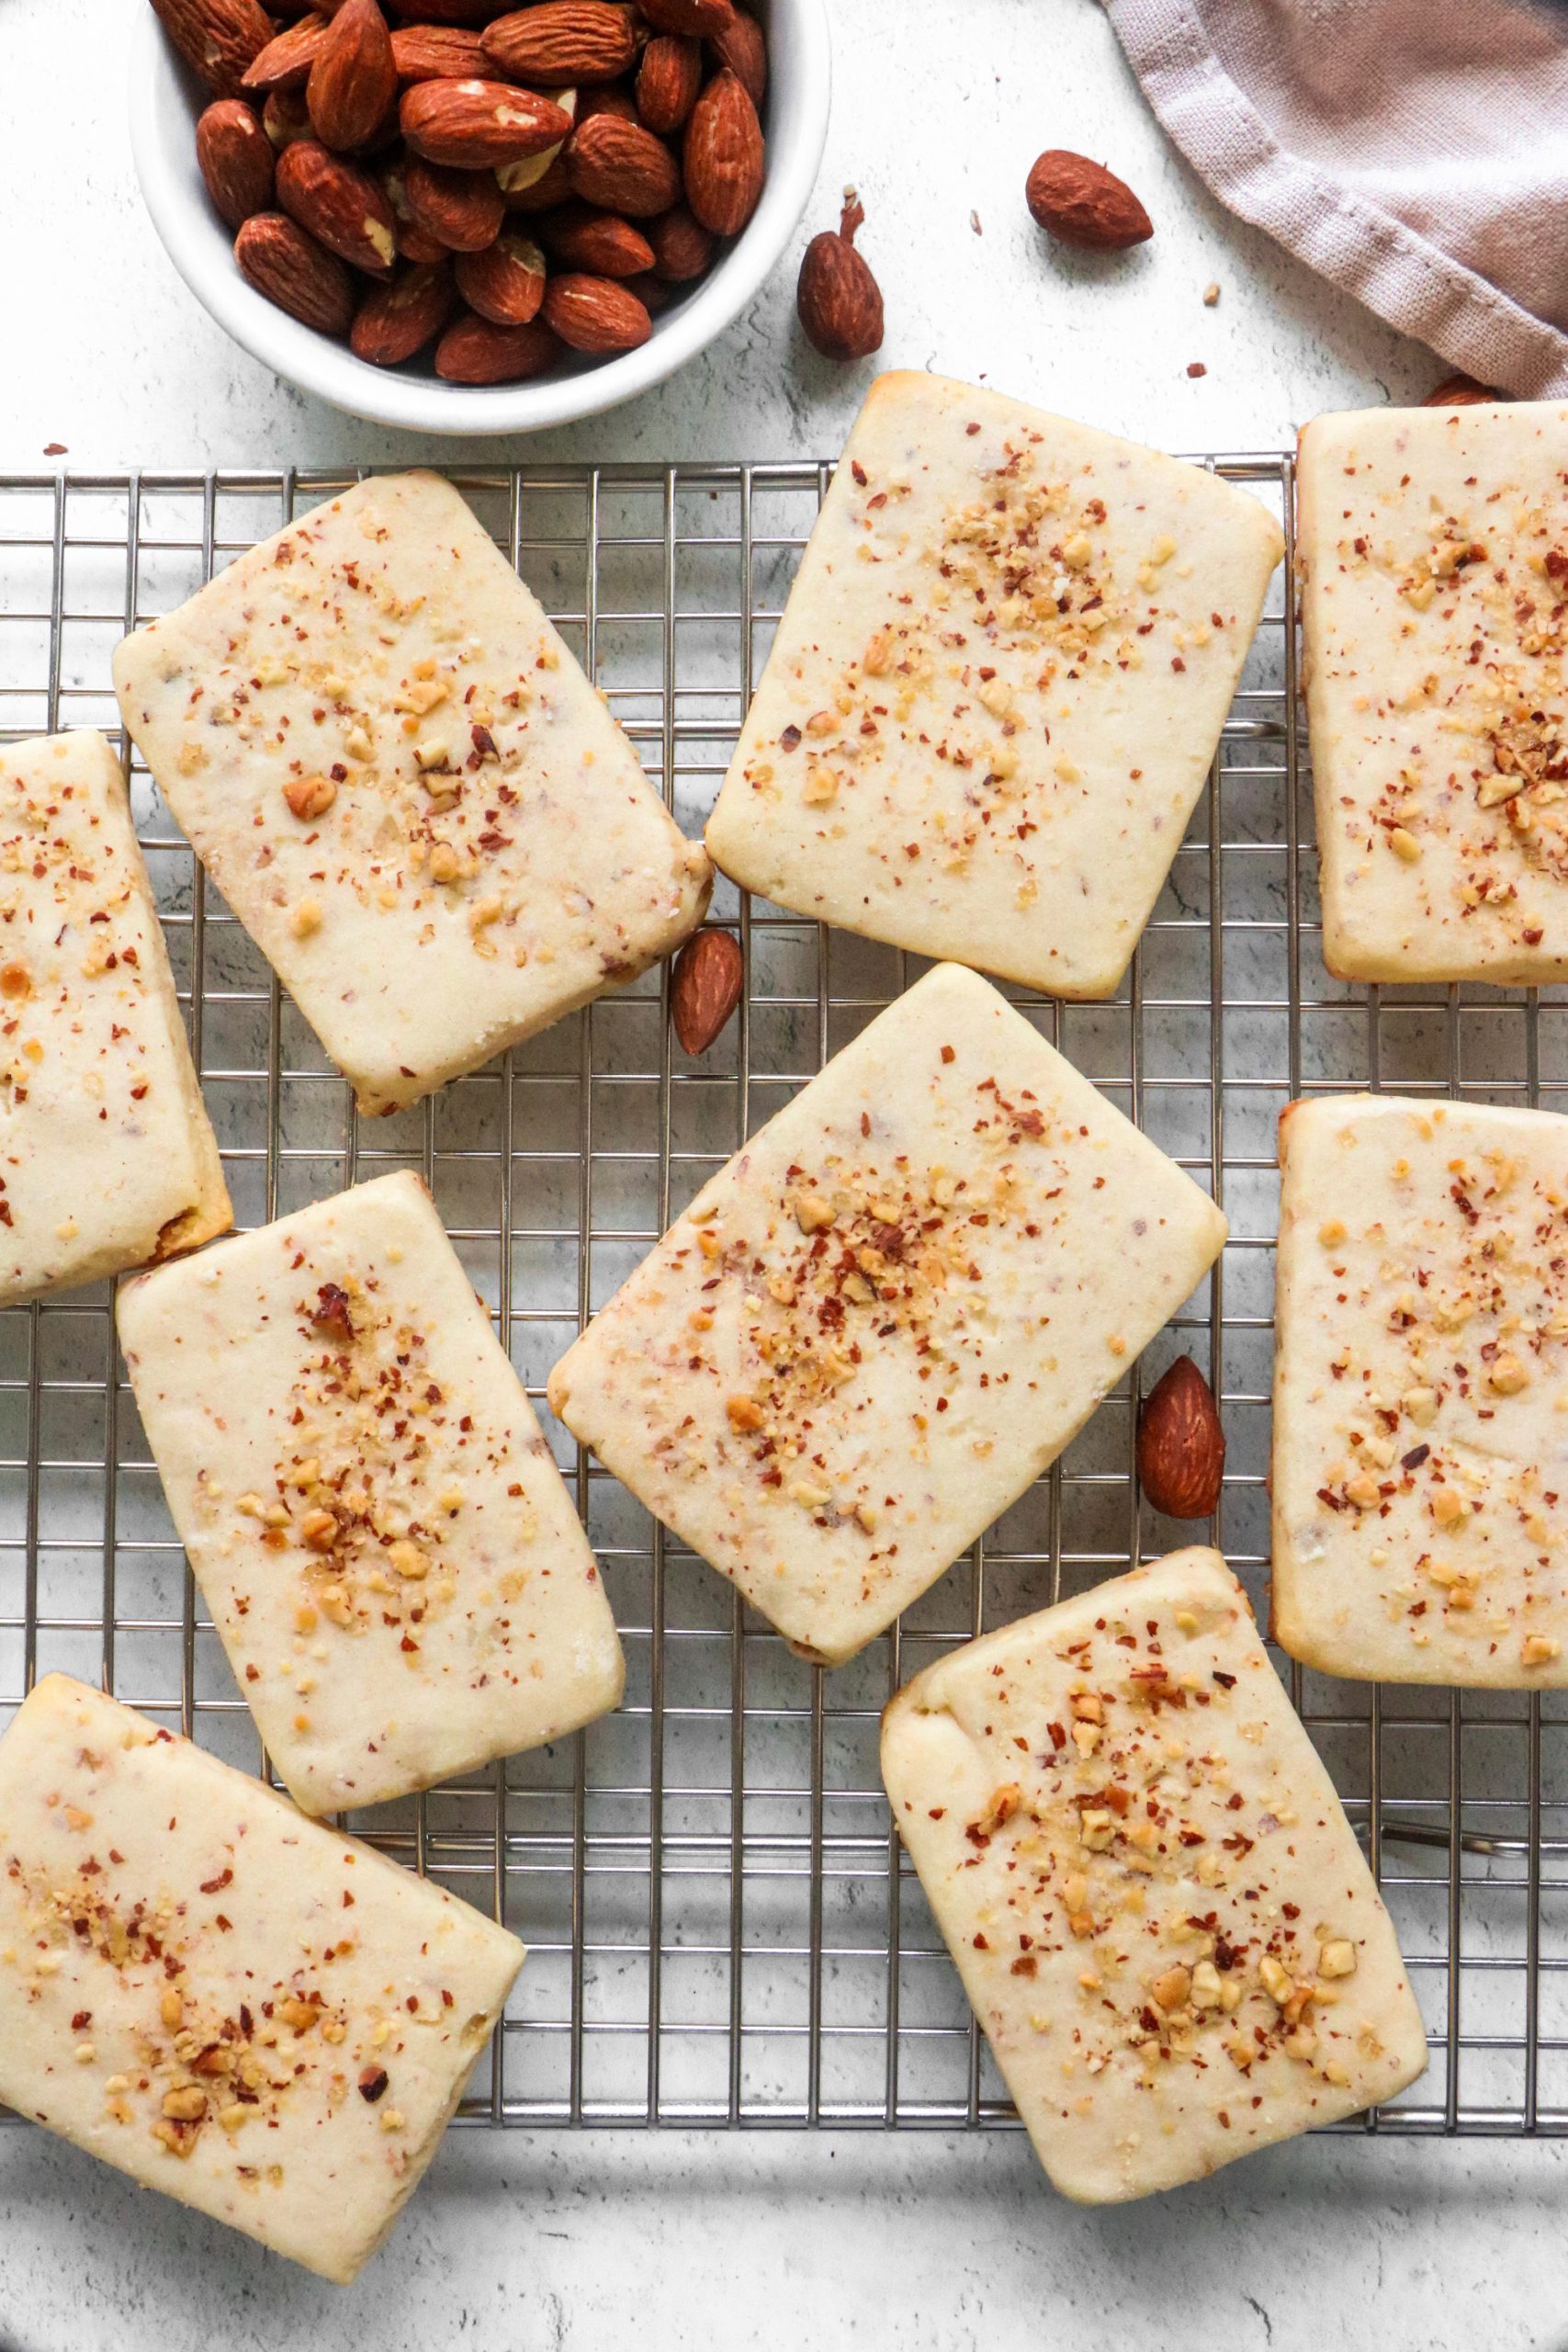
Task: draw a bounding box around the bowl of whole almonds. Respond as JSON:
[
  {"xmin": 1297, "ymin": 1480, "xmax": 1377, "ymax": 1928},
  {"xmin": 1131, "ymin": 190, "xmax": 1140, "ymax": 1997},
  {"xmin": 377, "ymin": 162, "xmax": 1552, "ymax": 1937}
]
[{"xmin": 131, "ymin": 0, "xmax": 830, "ymax": 432}]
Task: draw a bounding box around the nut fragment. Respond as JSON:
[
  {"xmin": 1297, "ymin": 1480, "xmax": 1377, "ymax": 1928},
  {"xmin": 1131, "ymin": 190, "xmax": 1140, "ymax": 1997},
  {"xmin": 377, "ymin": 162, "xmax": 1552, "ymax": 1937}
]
[{"xmin": 283, "ymin": 773, "xmax": 338, "ymax": 820}]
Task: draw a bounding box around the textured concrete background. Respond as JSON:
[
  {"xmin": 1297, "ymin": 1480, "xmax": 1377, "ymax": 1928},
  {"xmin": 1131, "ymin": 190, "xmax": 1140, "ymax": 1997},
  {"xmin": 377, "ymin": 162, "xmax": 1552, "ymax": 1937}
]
[{"xmin": 3, "ymin": 2, "xmax": 1557, "ymax": 2347}]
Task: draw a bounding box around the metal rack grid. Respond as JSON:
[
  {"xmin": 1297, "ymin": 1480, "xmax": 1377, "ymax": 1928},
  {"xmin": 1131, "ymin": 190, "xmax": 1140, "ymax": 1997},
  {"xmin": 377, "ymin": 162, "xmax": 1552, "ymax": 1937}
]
[{"xmin": 2, "ymin": 452, "xmax": 1566, "ymax": 2139}]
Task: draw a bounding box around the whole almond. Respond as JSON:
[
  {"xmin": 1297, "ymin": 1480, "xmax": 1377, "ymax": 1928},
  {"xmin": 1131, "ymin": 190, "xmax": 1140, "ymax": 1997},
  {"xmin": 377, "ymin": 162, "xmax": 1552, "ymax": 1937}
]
[
  {"xmin": 351, "ymin": 258, "xmax": 454, "ymax": 361},
  {"xmin": 263, "ymin": 85, "xmax": 313, "ymax": 146},
  {"xmin": 276, "ymin": 138, "xmax": 397, "ymax": 271},
  {"xmin": 434, "ymin": 311, "xmax": 563, "ymax": 380},
  {"xmin": 389, "ymin": 22, "xmax": 486, "ymax": 79},
  {"xmin": 454, "ymin": 230, "xmax": 547, "ymax": 322},
  {"xmin": 481, "ymin": 2, "xmax": 637, "ymax": 86},
  {"xmin": 1025, "ymin": 150, "xmax": 1152, "ymax": 251},
  {"xmin": 541, "ymin": 271, "xmax": 651, "ymax": 351},
  {"xmin": 620, "ymin": 269, "xmax": 672, "ymax": 315},
  {"xmin": 151, "ymin": 0, "xmax": 276, "ymax": 98},
  {"xmin": 565, "ymin": 113, "xmax": 682, "ymax": 215},
  {"xmin": 1135, "ymin": 1357, "xmax": 1225, "ymax": 1519},
  {"xmin": 636, "ymin": 34, "xmax": 701, "ymax": 133},
  {"xmin": 796, "ymin": 194, "xmax": 882, "ymax": 361},
  {"xmin": 576, "ymin": 85, "xmax": 638, "ymax": 124},
  {"xmin": 403, "ymin": 153, "xmax": 505, "ymax": 248},
  {"xmin": 196, "ymin": 98, "xmax": 277, "ymax": 228},
  {"xmin": 639, "ymin": 0, "xmax": 731, "ymax": 33},
  {"xmin": 1424, "ymin": 373, "xmax": 1504, "ymax": 406},
  {"xmin": 708, "ymin": 6, "xmax": 764, "ymax": 107},
  {"xmin": 235, "ymin": 210, "xmax": 355, "ymax": 332},
  {"xmin": 401, "ymin": 77, "xmax": 573, "ymax": 165},
  {"xmin": 385, "ymin": 0, "xmax": 494, "ymax": 20},
  {"xmin": 540, "ymin": 202, "xmax": 654, "ymax": 277},
  {"xmin": 381, "ymin": 160, "xmax": 447, "ymax": 256},
  {"xmin": 308, "ymin": 0, "xmax": 398, "ymax": 148},
  {"xmin": 683, "ymin": 69, "xmax": 761, "ymax": 237},
  {"xmin": 670, "ymin": 928, "xmax": 742, "ymax": 1055},
  {"xmin": 646, "ymin": 201, "xmax": 712, "ymax": 281},
  {"xmin": 501, "ymin": 153, "xmax": 574, "ymax": 211},
  {"xmin": 242, "ymin": 11, "xmax": 328, "ymax": 92}
]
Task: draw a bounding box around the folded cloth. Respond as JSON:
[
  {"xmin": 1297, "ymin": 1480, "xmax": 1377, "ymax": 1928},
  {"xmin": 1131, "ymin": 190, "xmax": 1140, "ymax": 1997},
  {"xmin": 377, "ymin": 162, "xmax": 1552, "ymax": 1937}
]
[{"xmin": 1106, "ymin": 0, "xmax": 1568, "ymax": 395}]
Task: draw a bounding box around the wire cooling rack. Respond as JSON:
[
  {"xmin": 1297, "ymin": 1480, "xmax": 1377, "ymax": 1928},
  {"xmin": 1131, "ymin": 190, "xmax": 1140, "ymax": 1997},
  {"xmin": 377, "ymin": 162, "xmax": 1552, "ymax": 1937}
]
[{"xmin": 2, "ymin": 453, "xmax": 1566, "ymax": 2140}]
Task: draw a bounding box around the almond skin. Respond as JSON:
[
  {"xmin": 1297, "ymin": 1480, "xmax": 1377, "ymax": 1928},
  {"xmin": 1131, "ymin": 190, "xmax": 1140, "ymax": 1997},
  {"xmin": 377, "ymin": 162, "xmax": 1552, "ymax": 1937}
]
[
  {"xmin": 564, "ymin": 113, "xmax": 682, "ymax": 216},
  {"xmin": 646, "ymin": 201, "xmax": 713, "ymax": 281},
  {"xmin": 683, "ymin": 68, "xmax": 762, "ymax": 237},
  {"xmin": 384, "ymin": 0, "xmax": 495, "ymax": 20},
  {"xmin": 196, "ymin": 98, "xmax": 277, "ymax": 228},
  {"xmin": 400, "ymin": 77, "xmax": 573, "ymax": 166},
  {"xmin": 500, "ymin": 153, "xmax": 574, "ymax": 212},
  {"xmin": 381, "ymin": 159, "xmax": 448, "ymax": 256},
  {"xmin": 434, "ymin": 311, "xmax": 563, "ymax": 380},
  {"xmin": 539, "ymin": 202, "xmax": 654, "ymax": 277},
  {"xmin": 638, "ymin": 0, "xmax": 732, "ymax": 32},
  {"xmin": 796, "ymin": 193, "xmax": 882, "ymax": 361},
  {"xmin": 670, "ymin": 928, "xmax": 742, "ymax": 1055},
  {"xmin": 541, "ymin": 271, "xmax": 652, "ymax": 351},
  {"xmin": 276, "ymin": 137, "xmax": 397, "ymax": 271},
  {"xmin": 453, "ymin": 230, "xmax": 547, "ymax": 322},
  {"xmin": 1025, "ymin": 150, "xmax": 1152, "ymax": 250},
  {"xmin": 350, "ymin": 258, "xmax": 453, "ymax": 361},
  {"xmin": 242, "ymin": 12, "xmax": 329, "ymax": 94},
  {"xmin": 151, "ymin": 0, "xmax": 276, "ymax": 99},
  {"xmin": 480, "ymin": 2, "xmax": 637, "ymax": 86},
  {"xmin": 389, "ymin": 22, "xmax": 487, "ymax": 80},
  {"xmin": 1423, "ymin": 373, "xmax": 1504, "ymax": 405},
  {"xmin": 636, "ymin": 33, "xmax": 702, "ymax": 133},
  {"xmin": 263, "ymin": 86, "xmax": 313, "ymax": 147},
  {"xmin": 308, "ymin": 0, "xmax": 399, "ymax": 149},
  {"xmin": 1135, "ymin": 1357, "xmax": 1225, "ymax": 1519},
  {"xmin": 235, "ymin": 210, "xmax": 355, "ymax": 333},
  {"xmin": 402, "ymin": 153, "xmax": 505, "ymax": 249},
  {"xmin": 708, "ymin": 6, "xmax": 764, "ymax": 107}
]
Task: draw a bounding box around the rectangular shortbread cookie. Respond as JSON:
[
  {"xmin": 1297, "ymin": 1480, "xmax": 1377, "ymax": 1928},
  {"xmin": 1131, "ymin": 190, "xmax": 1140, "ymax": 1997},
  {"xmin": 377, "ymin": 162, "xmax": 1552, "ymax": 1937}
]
[
  {"xmin": 1273, "ymin": 1091, "xmax": 1568, "ymax": 1685},
  {"xmin": 547, "ymin": 964, "xmax": 1226, "ymax": 1667},
  {"xmin": 118, "ymin": 1170, "xmax": 624, "ymax": 1814},
  {"xmin": 113, "ymin": 471, "xmax": 711, "ymax": 1114},
  {"xmin": 0, "ymin": 1675, "xmax": 523, "ymax": 2282},
  {"xmin": 1300, "ymin": 401, "xmax": 1568, "ymax": 983},
  {"xmin": 881, "ymin": 1549, "xmax": 1427, "ymax": 2202},
  {"xmin": 0, "ymin": 730, "xmax": 230, "ymax": 1304},
  {"xmin": 705, "ymin": 372, "xmax": 1282, "ymax": 999}
]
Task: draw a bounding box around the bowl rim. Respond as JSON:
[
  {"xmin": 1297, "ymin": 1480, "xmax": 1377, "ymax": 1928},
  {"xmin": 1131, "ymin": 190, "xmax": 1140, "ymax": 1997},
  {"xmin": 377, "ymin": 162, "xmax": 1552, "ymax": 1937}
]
[{"xmin": 130, "ymin": 1, "xmax": 831, "ymax": 436}]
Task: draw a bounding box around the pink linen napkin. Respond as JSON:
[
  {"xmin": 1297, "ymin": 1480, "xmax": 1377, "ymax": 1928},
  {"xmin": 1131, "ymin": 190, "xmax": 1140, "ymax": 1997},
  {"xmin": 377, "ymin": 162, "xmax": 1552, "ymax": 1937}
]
[{"xmin": 1106, "ymin": 0, "xmax": 1568, "ymax": 395}]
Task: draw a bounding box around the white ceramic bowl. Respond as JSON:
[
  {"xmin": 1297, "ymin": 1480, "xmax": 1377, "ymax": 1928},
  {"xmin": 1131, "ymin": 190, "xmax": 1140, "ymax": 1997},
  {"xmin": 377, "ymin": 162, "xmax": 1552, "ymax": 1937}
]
[{"xmin": 130, "ymin": 1, "xmax": 830, "ymax": 435}]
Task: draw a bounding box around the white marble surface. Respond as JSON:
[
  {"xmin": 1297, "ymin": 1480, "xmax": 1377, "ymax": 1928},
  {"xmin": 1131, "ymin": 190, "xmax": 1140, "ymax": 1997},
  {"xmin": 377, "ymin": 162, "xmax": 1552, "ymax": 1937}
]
[{"xmin": 2, "ymin": 2, "xmax": 1552, "ymax": 2346}]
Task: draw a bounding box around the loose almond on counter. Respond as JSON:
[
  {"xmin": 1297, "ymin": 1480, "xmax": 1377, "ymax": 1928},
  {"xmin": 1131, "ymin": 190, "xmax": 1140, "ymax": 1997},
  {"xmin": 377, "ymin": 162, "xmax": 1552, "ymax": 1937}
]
[
  {"xmin": 1026, "ymin": 148, "xmax": 1153, "ymax": 250},
  {"xmin": 670, "ymin": 926, "xmax": 744, "ymax": 1054},
  {"xmin": 1136, "ymin": 1355, "xmax": 1226, "ymax": 1518},
  {"xmin": 797, "ymin": 191, "xmax": 884, "ymax": 362}
]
